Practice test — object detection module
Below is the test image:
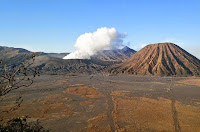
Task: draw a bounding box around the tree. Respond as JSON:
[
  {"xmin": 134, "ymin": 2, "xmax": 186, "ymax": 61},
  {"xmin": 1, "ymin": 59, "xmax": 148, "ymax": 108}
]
[
  {"xmin": 0, "ymin": 54, "xmax": 48, "ymax": 131},
  {"xmin": 0, "ymin": 54, "xmax": 39, "ymax": 96}
]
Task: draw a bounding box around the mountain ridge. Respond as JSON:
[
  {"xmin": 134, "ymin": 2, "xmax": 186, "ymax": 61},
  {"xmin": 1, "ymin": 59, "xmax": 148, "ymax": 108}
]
[
  {"xmin": 0, "ymin": 45, "xmax": 136, "ymax": 74},
  {"xmin": 91, "ymin": 46, "xmax": 136, "ymax": 62}
]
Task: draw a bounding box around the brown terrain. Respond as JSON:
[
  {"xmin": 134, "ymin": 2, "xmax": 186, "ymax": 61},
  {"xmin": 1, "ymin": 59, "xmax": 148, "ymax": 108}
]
[
  {"xmin": 0, "ymin": 74, "xmax": 200, "ymax": 132},
  {"xmin": 110, "ymin": 43, "xmax": 200, "ymax": 76}
]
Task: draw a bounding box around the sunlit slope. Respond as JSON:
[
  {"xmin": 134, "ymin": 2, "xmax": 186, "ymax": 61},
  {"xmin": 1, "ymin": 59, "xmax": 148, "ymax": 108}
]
[{"xmin": 110, "ymin": 43, "xmax": 200, "ymax": 76}]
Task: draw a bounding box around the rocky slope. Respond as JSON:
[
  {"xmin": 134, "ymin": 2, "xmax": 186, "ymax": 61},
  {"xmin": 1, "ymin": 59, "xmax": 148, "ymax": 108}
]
[
  {"xmin": 110, "ymin": 43, "xmax": 200, "ymax": 76},
  {"xmin": 31, "ymin": 55, "xmax": 105, "ymax": 74},
  {"xmin": 91, "ymin": 46, "xmax": 136, "ymax": 62}
]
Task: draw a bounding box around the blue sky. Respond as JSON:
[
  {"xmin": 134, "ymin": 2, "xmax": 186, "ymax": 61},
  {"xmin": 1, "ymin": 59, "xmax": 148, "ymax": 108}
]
[{"xmin": 0, "ymin": 0, "xmax": 199, "ymax": 57}]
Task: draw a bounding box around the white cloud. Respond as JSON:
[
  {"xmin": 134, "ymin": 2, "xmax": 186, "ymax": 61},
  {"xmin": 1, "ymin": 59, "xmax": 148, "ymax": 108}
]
[{"xmin": 63, "ymin": 27, "xmax": 127, "ymax": 59}]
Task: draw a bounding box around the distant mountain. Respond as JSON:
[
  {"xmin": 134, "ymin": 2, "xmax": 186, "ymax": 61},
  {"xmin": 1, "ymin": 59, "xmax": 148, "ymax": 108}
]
[
  {"xmin": 110, "ymin": 43, "xmax": 200, "ymax": 76},
  {"xmin": 0, "ymin": 45, "xmax": 136, "ymax": 74},
  {"xmin": 45, "ymin": 46, "xmax": 136, "ymax": 62},
  {"xmin": 31, "ymin": 46, "xmax": 136, "ymax": 74},
  {"xmin": 91, "ymin": 46, "xmax": 136, "ymax": 62},
  {"xmin": 0, "ymin": 46, "xmax": 42, "ymax": 66}
]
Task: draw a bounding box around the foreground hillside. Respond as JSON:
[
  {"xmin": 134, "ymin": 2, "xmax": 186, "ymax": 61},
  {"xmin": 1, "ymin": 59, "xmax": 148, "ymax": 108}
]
[{"xmin": 110, "ymin": 43, "xmax": 200, "ymax": 76}]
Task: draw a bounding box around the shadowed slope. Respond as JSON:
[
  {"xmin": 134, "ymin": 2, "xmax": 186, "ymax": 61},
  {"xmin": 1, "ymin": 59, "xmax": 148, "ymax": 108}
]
[
  {"xmin": 110, "ymin": 43, "xmax": 200, "ymax": 76},
  {"xmin": 31, "ymin": 55, "xmax": 106, "ymax": 74}
]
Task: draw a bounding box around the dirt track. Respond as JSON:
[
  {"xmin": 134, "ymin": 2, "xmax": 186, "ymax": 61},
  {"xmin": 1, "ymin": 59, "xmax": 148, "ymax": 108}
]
[{"xmin": 1, "ymin": 74, "xmax": 200, "ymax": 132}]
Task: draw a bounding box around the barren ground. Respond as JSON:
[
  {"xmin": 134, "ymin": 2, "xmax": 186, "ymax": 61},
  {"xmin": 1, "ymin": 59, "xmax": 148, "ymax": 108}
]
[{"xmin": 1, "ymin": 74, "xmax": 200, "ymax": 132}]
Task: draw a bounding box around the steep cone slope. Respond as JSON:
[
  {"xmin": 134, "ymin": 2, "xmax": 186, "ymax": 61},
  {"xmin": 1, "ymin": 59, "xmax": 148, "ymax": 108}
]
[{"xmin": 110, "ymin": 43, "xmax": 200, "ymax": 76}]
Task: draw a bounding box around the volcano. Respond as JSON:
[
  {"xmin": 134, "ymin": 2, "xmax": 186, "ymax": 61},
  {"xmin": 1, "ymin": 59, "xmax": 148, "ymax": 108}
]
[{"xmin": 110, "ymin": 43, "xmax": 200, "ymax": 76}]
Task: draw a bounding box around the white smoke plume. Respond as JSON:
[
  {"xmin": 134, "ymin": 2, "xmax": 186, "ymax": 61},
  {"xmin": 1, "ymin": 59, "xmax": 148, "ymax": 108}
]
[{"xmin": 63, "ymin": 27, "xmax": 127, "ymax": 59}]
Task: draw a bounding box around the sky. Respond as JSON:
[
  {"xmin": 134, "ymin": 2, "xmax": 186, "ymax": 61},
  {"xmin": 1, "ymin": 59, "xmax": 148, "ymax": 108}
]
[{"xmin": 0, "ymin": 0, "xmax": 200, "ymax": 57}]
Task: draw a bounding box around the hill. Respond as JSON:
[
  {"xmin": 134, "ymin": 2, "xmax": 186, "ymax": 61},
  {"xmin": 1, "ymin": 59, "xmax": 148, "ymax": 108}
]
[
  {"xmin": 91, "ymin": 46, "xmax": 136, "ymax": 62},
  {"xmin": 110, "ymin": 43, "xmax": 200, "ymax": 76},
  {"xmin": 0, "ymin": 46, "xmax": 42, "ymax": 66}
]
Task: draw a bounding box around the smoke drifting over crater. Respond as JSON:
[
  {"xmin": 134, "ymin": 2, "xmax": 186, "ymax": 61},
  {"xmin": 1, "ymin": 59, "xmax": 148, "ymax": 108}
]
[{"xmin": 63, "ymin": 27, "xmax": 127, "ymax": 59}]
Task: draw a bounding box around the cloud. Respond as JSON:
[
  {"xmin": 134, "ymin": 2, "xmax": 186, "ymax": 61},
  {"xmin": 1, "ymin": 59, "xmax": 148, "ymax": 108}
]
[{"xmin": 63, "ymin": 27, "xmax": 127, "ymax": 59}]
